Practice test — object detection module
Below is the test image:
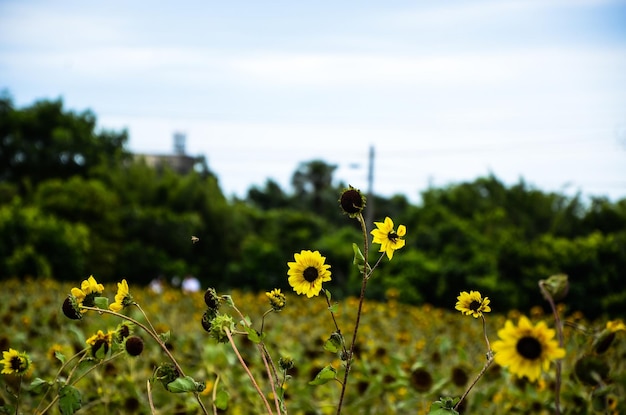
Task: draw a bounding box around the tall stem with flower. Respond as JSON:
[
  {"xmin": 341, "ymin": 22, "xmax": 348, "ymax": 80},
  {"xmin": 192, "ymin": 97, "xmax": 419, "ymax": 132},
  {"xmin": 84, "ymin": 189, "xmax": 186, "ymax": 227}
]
[{"xmin": 285, "ymin": 186, "xmax": 407, "ymax": 414}]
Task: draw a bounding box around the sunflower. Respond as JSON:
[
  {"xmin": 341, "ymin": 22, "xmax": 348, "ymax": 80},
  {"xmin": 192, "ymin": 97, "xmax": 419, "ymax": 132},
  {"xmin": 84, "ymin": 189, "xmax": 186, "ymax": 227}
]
[
  {"xmin": 70, "ymin": 275, "xmax": 105, "ymax": 311},
  {"xmin": 370, "ymin": 217, "xmax": 406, "ymax": 260},
  {"xmin": 109, "ymin": 279, "xmax": 133, "ymax": 312},
  {"xmin": 287, "ymin": 250, "xmax": 332, "ymax": 298},
  {"xmin": 455, "ymin": 290, "xmax": 491, "ymax": 318},
  {"xmin": 492, "ymin": 316, "xmax": 565, "ymax": 381},
  {"xmin": 1, "ymin": 348, "xmax": 32, "ymax": 376}
]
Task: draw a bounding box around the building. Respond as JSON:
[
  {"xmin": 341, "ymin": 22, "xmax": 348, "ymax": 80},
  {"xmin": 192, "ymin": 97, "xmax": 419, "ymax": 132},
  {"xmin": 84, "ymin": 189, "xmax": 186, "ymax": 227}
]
[{"xmin": 134, "ymin": 132, "xmax": 209, "ymax": 175}]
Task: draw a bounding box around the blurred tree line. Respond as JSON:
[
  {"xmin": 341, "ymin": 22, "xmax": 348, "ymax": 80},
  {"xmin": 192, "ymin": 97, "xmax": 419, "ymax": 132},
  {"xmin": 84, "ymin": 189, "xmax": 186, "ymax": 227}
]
[{"xmin": 1, "ymin": 93, "xmax": 625, "ymax": 319}]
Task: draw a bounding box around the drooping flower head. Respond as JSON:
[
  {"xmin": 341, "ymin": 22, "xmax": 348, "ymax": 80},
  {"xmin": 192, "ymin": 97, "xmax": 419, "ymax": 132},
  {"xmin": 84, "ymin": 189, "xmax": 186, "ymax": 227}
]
[
  {"xmin": 1, "ymin": 348, "xmax": 32, "ymax": 376},
  {"xmin": 593, "ymin": 319, "xmax": 626, "ymax": 354},
  {"xmin": 62, "ymin": 295, "xmax": 83, "ymax": 320},
  {"xmin": 287, "ymin": 250, "xmax": 332, "ymax": 298},
  {"xmin": 455, "ymin": 291, "xmax": 491, "ymax": 318},
  {"xmin": 492, "ymin": 315, "xmax": 565, "ymax": 381},
  {"xmin": 86, "ymin": 330, "xmax": 114, "ymax": 358},
  {"xmin": 70, "ymin": 275, "xmax": 105, "ymax": 311},
  {"xmin": 371, "ymin": 217, "xmax": 406, "ymax": 260},
  {"xmin": 109, "ymin": 279, "xmax": 133, "ymax": 312}
]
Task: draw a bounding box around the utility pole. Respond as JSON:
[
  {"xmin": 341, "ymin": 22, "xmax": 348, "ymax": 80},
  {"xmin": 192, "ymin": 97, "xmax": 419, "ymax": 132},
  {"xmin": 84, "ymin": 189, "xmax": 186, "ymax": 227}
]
[{"xmin": 365, "ymin": 145, "xmax": 375, "ymax": 228}]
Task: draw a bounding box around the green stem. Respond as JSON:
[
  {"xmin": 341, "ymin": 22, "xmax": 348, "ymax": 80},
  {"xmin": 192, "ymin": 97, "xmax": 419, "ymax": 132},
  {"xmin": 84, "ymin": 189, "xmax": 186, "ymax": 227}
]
[
  {"xmin": 336, "ymin": 212, "xmax": 370, "ymax": 415},
  {"xmin": 38, "ymin": 352, "xmax": 123, "ymax": 414},
  {"xmin": 454, "ymin": 314, "xmax": 494, "ymax": 411},
  {"xmin": 79, "ymin": 305, "xmax": 209, "ymax": 415},
  {"xmin": 224, "ymin": 327, "xmax": 274, "ymax": 415},
  {"xmin": 35, "ymin": 348, "xmax": 88, "ymax": 413},
  {"xmin": 454, "ymin": 355, "xmax": 495, "ymax": 411},
  {"xmin": 539, "ymin": 281, "xmax": 563, "ymax": 415},
  {"xmin": 14, "ymin": 376, "xmax": 22, "ymax": 415}
]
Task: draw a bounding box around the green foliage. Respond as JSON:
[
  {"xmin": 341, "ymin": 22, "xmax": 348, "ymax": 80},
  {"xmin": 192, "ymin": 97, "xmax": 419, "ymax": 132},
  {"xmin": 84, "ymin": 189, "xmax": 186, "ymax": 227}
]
[
  {"xmin": 1, "ymin": 95, "xmax": 625, "ymax": 318},
  {"xmin": 0, "ymin": 94, "xmax": 129, "ymax": 189},
  {"xmin": 0, "ymin": 200, "xmax": 90, "ymax": 279}
]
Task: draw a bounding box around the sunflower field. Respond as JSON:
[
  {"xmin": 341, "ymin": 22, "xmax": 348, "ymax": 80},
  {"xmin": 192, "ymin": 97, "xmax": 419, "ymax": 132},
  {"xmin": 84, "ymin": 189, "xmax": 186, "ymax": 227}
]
[{"xmin": 1, "ymin": 275, "xmax": 624, "ymax": 415}]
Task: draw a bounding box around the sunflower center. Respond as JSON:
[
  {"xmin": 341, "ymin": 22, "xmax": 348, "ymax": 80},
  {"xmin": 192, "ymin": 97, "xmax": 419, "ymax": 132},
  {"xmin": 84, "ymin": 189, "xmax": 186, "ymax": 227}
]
[
  {"xmin": 469, "ymin": 300, "xmax": 481, "ymax": 311},
  {"xmin": 10, "ymin": 356, "xmax": 22, "ymax": 371},
  {"xmin": 303, "ymin": 267, "xmax": 319, "ymax": 282},
  {"xmin": 516, "ymin": 336, "xmax": 542, "ymax": 360},
  {"xmin": 388, "ymin": 231, "xmax": 398, "ymax": 242}
]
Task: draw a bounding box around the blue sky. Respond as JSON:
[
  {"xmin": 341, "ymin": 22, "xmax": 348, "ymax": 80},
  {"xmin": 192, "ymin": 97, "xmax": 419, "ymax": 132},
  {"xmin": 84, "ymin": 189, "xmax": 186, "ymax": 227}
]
[{"xmin": 1, "ymin": 0, "xmax": 625, "ymax": 203}]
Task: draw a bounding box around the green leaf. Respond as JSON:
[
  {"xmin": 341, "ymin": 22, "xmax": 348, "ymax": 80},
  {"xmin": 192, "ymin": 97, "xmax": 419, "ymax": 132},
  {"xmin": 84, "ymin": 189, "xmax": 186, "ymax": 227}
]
[
  {"xmin": 54, "ymin": 350, "xmax": 66, "ymax": 364},
  {"xmin": 166, "ymin": 376, "xmax": 203, "ymax": 393},
  {"xmin": 328, "ymin": 302, "xmax": 339, "ymax": 314},
  {"xmin": 222, "ymin": 295, "xmax": 235, "ymax": 307},
  {"xmin": 240, "ymin": 315, "xmax": 252, "ymax": 326},
  {"xmin": 308, "ymin": 365, "xmax": 337, "ymax": 385},
  {"xmin": 245, "ymin": 326, "xmax": 263, "ymax": 344},
  {"xmin": 323, "ymin": 332, "xmax": 343, "ymax": 353},
  {"xmin": 29, "ymin": 377, "xmax": 52, "ymax": 394},
  {"xmin": 214, "ymin": 389, "xmax": 230, "ymax": 410},
  {"xmin": 58, "ymin": 385, "xmax": 82, "ymax": 415},
  {"xmin": 158, "ymin": 331, "xmax": 171, "ymax": 343},
  {"xmin": 325, "ymin": 289, "xmax": 332, "ymax": 302},
  {"xmin": 428, "ymin": 397, "xmax": 459, "ymax": 415},
  {"xmin": 93, "ymin": 296, "xmax": 109, "ymax": 310},
  {"xmin": 352, "ymin": 243, "xmax": 371, "ymax": 273}
]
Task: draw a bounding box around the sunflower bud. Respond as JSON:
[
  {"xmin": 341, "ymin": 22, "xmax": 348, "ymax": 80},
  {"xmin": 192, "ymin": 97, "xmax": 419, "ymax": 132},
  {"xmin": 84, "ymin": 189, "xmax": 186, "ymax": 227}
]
[
  {"xmin": 278, "ymin": 356, "xmax": 294, "ymax": 371},
  {"xmin": 540, "ymin": 274, "xmax": 569, "ymax": 301},
  {"xmin": 209, "ymin": 314, "xmax": 235, "ymax": 343},
  {"xmin": 338, "ymin": 185, "xmax": 366, "ymax": 218},
  {"xmin": 266, "ymin": 288, "xmax": 286, "ymax": 311}
]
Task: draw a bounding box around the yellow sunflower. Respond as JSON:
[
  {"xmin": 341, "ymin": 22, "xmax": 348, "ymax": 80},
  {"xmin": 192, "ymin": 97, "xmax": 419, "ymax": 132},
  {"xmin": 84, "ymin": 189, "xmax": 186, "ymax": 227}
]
[
  {"xmin": 70, "ymin": 275, "xmax": 105, "ymax": 312},
  {"xmin": 370, "ymin": 217, "xmax": 406, "ymax": 260},
  {"xmin": 492, "ymin": 315, "xmax": 565, "ymax": 381},
  {"xmin": 287, "ymin": 250, "xmax": 332, "ymax": 298},
  {"xmin": 455, "ymin": 290, "xmax": 491, "ymax": 318},
  {"xmin": 109, "ymin": 279, "xmax": 132, "ymax": 312},
  {"xmin": 1, "ymin": 348, "xmax": 32, "ymax": 376}
]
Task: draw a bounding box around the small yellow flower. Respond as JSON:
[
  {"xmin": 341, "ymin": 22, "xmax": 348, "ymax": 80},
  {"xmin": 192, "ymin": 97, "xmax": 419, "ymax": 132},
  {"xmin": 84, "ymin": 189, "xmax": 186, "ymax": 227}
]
[
  {"xmin": 266, "ymin": 288, "xmax": 286, "ymax": 311},
  {"xmin": 606, "ymin": 319, "xmax": 626, "ymax": 333},
  {"xmin": 455, "ymin": 291, "xmax": 491, "ymax": 318},
  {"xmin": 81, "ymin": 275, "xmax": 104, "ymax": 295},
  {"xmin": 370, "ymin": 217, "xmax": 406, "ymax": 260},
  {"xmin": 287, "ymin": 250, "xmax": 332, "ymax": 298},
  {"xmin": 109, "ymin": 279, "xmax": 132, "ymax": 312},
  {"xmin": 492, "ymin": 316, "xmax": 565, "ymax": 381},
  {"xmin": 1, "ymin": 348, "xmax": 32, "ymax": 376},
  {"xmin": 70, "ymin": 275, "xmax": 105, "ymax": 312}
]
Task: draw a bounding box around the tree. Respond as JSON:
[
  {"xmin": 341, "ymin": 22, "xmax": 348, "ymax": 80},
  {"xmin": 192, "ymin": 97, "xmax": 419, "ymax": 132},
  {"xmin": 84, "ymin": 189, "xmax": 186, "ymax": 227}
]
[
  {"xmin": 0, "ymin": 94, "xmax": 129, "ymax": 190},
  {"xmin": 291, "ymin": 159, "xmax": 338, "ymax": 214}
]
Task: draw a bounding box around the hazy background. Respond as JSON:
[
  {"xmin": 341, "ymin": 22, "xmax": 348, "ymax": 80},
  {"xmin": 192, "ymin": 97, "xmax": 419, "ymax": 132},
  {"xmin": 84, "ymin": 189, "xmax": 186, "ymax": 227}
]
[{"xmin": 2, "ymin": 0, "xmax": 625, "ymax": 203}]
